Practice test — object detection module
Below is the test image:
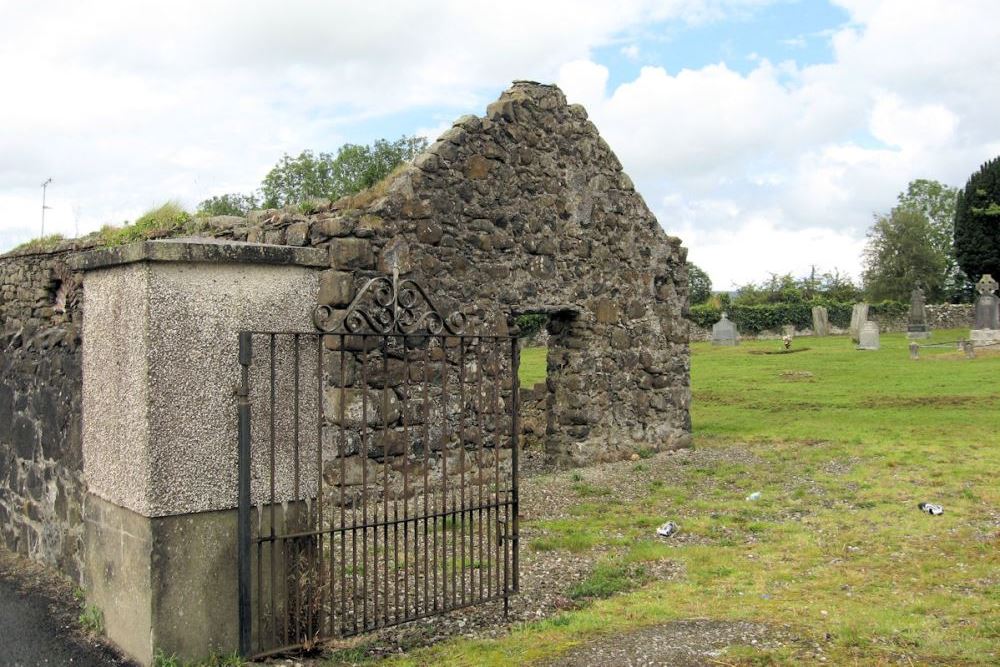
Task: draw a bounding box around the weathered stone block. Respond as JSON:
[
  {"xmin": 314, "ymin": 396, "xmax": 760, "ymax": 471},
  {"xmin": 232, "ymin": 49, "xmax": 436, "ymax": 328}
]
[
  {"xmin": 285, "ymin": 221, "xmax": 309, "ymax": 246},
  {"xmin": 368, "ymin": 429, "xmax": 409, "ymax": 459},
  {"xmin": 11, "ymin": 415, "xmax": 36, "ymax": 459},
  {"xmin": 324, "ymin": 387, "xmax": 400, "ymax": 427},
  {"xmin": 610, "ymin": 328, "xmax": 630, "ymax": 350},
  {"xmin": 313, "ymin": 216, "xmax": 355, "ymax": 239},
  {"xmin": 465, "ymin": 155, "xmax": 493, "ymax": 179},
  {"xmin": 329, "ymin": 238, "xmax": 374, "ymax": 270},
  {"xmin": 593, "ymin": 298, "xmax": 619, "ymax": 324},
  {"xmin": 415, "ymin": 221, "xmax": 443, "ymax": 245},
  {"xmin": 322, "ymin": 455, "xmax": 376, "ymax": 487},
  {"xmin": 318, "ymin": 270, "xmax": 354, "ymax": 307}
]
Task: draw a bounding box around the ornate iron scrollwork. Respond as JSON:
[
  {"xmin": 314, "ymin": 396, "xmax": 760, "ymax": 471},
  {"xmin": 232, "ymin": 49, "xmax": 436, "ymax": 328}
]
[{"xmin": 313, "ymin": 268, "xmax": 466, "ymax": 335}]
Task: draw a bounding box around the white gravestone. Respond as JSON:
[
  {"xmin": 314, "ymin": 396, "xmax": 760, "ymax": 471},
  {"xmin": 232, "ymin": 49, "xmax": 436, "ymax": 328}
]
[
  {"xmin": 858, "ymin": 320, "xmax": 880, "ymax": 350},
  {"xmin": 811, "ymin": 306, "xmax": 829, "ymax": 337},
  {"xmin": 849, "ymin": 303, "xmax": 869, "ymax": 343},
  {"xmin": 711, "ymin": 313, "xmax": 739, "ymax": 346}
]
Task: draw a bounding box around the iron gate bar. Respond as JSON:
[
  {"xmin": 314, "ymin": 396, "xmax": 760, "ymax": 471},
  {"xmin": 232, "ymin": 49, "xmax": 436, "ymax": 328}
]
[
  {"xmin": 238, "ymin": 281, "xmax": 519, "ymax": 658},
  {"xmin": 237, "ymin": 332, "xmax": 251, "ymax": 657}
]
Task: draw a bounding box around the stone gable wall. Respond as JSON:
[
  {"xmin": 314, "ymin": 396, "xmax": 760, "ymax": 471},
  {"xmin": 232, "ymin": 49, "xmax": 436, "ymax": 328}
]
[{"xmin": 1, "ymin": 81, "xmax": 690, "ymax": 580}]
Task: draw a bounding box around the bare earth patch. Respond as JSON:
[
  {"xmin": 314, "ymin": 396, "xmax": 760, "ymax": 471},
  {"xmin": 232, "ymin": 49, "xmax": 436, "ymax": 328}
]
[{"xmin": 544, "ymin": 619, "xmax": 796, "ymax": 667}]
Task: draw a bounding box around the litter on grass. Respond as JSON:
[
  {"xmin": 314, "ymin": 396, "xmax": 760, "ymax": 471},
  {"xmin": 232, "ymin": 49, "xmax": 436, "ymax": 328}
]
[
  {"xmin": 918, "ymin": 502, "xmax": 943, "ymax": 515},
  {"xmin": 656, "ymin": 521, "xmax": 679, "ymax": 537},
  {"xmin": 746, "ymin": 491, "xmax": 762, "ymax": 501}
]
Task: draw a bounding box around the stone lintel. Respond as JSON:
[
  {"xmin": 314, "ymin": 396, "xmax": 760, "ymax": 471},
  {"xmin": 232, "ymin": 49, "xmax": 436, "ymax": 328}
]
[{"xmin": 68, "ymin": 237, "xmax": 327, "ymax": 272}]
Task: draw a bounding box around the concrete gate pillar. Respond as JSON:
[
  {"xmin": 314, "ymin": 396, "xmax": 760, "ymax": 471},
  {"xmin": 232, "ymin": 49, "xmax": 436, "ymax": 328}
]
[{"xmin": 70, "ymin": 239, "xmax": 324, "ymax": 665}]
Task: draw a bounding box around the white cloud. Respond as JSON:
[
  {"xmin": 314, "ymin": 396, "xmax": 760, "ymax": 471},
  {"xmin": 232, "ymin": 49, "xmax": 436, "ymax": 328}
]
[
  {"xmin": 553, "ymin": 1, "xmax": 1000, "ymax": 286},
  {"xmin": 3, "ymin": 0, "xmax": 1000, "ymax": 295},
  {"xmin": 2, "ymin": 0, "xmax": 775, "ymax": 248}
]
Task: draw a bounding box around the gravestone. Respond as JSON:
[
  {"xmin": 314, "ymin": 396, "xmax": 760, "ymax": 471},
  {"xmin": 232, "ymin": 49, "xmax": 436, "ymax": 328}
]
[
  {"xmin": 906, "ymin": 286, "xmax": 931, "ymax": 339},
  {"xmin": 849, "ymin": 303, "xmax": 869, "ymax": 342},
  {"xmin": 711, "ymin": 312, "xmax": 739, "ymax": 345},
  {"xmin": 811, "ymin": 306, "xmax": 830, "ymax": 337},
  {"xmin": 858, "ymin": 321, "xmax": 880, "ymax": 350},
  {"xmin": 970, "ymin": 274, "xmax": 1000, "ymax": 347}
]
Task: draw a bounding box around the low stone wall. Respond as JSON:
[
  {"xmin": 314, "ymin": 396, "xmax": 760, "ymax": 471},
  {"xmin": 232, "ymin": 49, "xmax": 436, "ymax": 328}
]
[
  {"xmin": 689, "ymin": 304, "xmax": 975, "ymax": 342},
  {"xmin": 0, "ymin": 249, "xmax": 85, "ymax": 581},
  {"xmin": 873, "ymin": 304, "xmax": 975, "ymax": 333}
]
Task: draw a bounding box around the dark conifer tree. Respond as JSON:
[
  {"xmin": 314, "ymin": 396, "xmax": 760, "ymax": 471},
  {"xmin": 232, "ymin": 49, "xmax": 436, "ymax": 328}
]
[{"xmin": 954, "ymin": 156, "xmax": 1000, "ymax": 282}]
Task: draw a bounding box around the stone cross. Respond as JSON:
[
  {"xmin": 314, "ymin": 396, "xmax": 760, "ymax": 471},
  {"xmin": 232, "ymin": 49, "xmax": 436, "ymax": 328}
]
[
  {"xmin": 976, "ymin": 273, "xmax": 998, "ymax": 296},
  {"xmin": 973, "ymin": 273, "xmax": 999, "ymax": 331}
]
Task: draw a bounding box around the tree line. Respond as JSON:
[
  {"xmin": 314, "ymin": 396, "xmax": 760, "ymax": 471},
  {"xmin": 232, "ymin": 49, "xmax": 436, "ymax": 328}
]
[
  {"xmin": 197, "ymin": 135, "xmax": 428, "ymax": 216},
  {"xmin": 688, "ymin": 157, "xmax": 1000, "ymax": 307}
]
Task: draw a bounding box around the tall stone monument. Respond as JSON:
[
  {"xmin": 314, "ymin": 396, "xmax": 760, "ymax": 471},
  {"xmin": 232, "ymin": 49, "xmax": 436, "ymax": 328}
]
[
  {"xmin": 811, "ymin": 306, "xmax": 830, "ymax": 337},
  {"xmin": 711, "ymin": 312, "xmax": 739, "ymax": 346},
  {"xmin": 906, "ymin": 286, "xmax": 930, "ymax": 339},
  {"xmin": 849, "ymin": 303, "xmax": 869, "ymax": 343},
  {"xmin": 970, "ymin": 274, "xmax": 1000, "ymax": 347}
]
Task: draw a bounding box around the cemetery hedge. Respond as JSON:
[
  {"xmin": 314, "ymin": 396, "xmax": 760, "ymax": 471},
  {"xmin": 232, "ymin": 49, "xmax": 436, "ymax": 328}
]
[{"xmin": 687, "ymin": 300, "xmax": 909, "ymax": 334}]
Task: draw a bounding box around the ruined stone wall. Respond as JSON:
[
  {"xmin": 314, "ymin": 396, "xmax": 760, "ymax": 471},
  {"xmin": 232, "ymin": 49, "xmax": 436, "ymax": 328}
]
[
  {"xmin": 0, "ymin": 247, "xmax": 87, "ymax": 581},
  {"xmin": 173, "ymin": 82, "xmax": 690, "ymax": 467},
  {"xmin": 1, "ymin": 82, "xmax": 691, "ymax": 582},
  {"xmin": 226, "ymin": 82, "xmax": 691, "ymax": 466}
]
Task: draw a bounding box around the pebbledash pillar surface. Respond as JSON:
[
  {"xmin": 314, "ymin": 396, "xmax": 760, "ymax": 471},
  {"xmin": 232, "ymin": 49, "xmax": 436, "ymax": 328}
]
[{"xmin": 70, "ymin": 239, "xmax": 323, "ymax": 665}]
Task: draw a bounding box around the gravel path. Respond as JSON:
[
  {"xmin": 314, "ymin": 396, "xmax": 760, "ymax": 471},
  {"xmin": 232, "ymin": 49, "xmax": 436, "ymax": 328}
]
[{"xmin": 544, "ymin": 619, "xmax": 794, "ymax": 667}]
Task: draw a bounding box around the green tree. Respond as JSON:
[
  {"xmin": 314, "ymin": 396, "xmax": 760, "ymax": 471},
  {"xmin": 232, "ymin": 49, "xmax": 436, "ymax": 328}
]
[
  {"xmin": 260, "ymin": 135, "xmax": 428, "ymax": 208},
  {"xmin": 730, "ymin": 270, "xmax": 861, "ymax": 306},
  {"xmin": 954, "ymin": 156, "xmax": 1000, "ymax": 285},
  {"xmin": 896, "ymin": 179, "xmax": 964, "ymax": 299},
  {"xmin": 196, "ymin": 192, "xmax": 259, "ymax": 217},
  {"xmin": 862, "ymin": 207, "xmax": 947, "ymax": 301},
  {"xmin": 686, "ymin": 262, "xmax": 713, "ymax": 305}
]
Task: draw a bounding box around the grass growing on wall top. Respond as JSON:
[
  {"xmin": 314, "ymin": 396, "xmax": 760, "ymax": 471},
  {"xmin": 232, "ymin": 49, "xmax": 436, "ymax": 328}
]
[
  {"xmin": 99, "ymin": 201, "xmax": 207, "ymax": 246},
  {"xmin": 9, "ymin": 233, "xmax": 66, "ymax": 253},
  {"xmin": 369, "ymin": 329, "xmax": 999, "ymax": 666}
]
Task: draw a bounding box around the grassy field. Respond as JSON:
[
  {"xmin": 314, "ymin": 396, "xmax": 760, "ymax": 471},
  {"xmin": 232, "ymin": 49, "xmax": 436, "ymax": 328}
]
[
  {"xmin": 342, "ymin": 330, "xmax": 999, "ymax": 665},
  {"xmin": 518, "ymin": 345, "xmax": 547, "ymax": 388}
]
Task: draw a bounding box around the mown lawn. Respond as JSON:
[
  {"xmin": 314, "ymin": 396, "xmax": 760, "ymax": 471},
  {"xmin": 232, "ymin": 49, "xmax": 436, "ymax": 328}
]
[
  {"xmin": 518, "ymin": 345, "xmax": 547, "ymax": 389},
  {"xmin": 353, "ymin": 330, "xmax": 1000, "ymax": 665}
]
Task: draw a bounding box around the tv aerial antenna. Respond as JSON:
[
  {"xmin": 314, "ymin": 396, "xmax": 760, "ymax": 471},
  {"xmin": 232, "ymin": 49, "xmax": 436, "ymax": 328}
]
[{"xmin": 41, "ymin": 178, "xmax": 53, "ymax": 236}]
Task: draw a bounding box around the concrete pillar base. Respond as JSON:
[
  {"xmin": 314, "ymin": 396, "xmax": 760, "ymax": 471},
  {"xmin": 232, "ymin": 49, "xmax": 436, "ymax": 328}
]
[{"xmin": 84, "ymin": 494, "xmax": 238, "ymax": 665}]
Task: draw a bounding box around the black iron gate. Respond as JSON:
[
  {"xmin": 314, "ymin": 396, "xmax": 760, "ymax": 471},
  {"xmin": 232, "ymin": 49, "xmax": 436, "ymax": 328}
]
[{"xmin": 236, "ymin": 272, "xmax": 520, "ymax": 657}]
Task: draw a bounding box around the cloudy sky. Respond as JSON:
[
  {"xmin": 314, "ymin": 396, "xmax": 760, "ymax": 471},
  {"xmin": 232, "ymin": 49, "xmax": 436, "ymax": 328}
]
[{"xmin": 2, "ymin": 0, "xmax": 999, "ymax": 288}]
